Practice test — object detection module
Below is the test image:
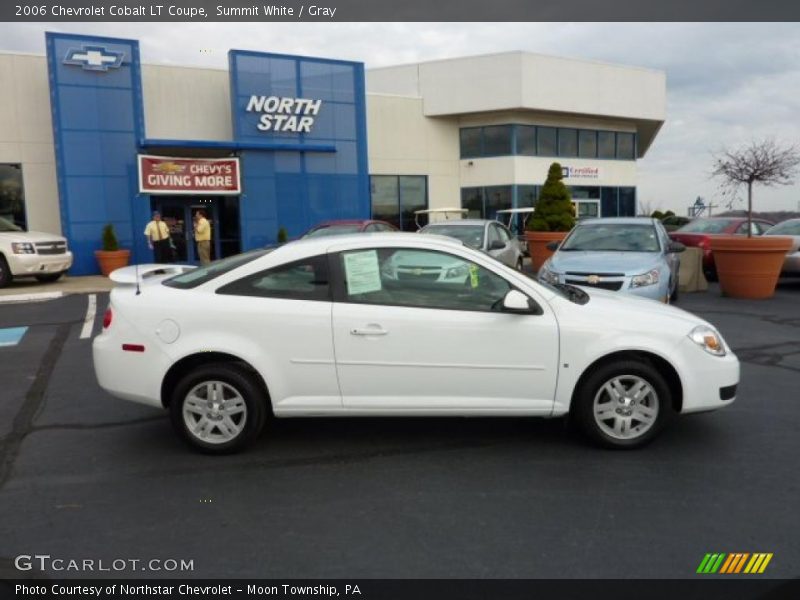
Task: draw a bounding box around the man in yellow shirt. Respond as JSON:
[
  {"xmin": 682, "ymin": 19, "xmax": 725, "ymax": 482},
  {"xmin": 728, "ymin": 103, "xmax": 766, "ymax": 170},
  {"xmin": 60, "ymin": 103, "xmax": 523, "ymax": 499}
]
[
  {"xmin": 143, "ymin": 211, "xmax": 172, "ymax": 263},
  {"xmin": 194, "ymin": 210, "xmax": 211, "ymax": 265}
]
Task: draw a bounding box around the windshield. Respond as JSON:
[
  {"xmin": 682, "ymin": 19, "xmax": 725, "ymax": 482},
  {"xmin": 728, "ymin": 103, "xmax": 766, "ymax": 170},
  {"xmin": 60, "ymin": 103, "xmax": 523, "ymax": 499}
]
[
  {"xmin": 677, "ymin": 218, "xmax": 737, "ymax": 233},
  {"xmin": 303, "ymin": 224, "xmax": 362, "ymax": 238},
  {"xmin": 560, "ymin": 223, "xmax": 660, "ymax": 252},
  {"xmin": 0, "ymin": 216, "xmax": 22, "ymax": 232},
  {"xmin": 163, "ymin": 249, "xmax": 271, "ymax": 289},
  {"xmin": 766, "ymin": 220, "xmax": 800, "ymax": 235},
  {"xmin": 421, "ymin": 225, "xmax": 485, "ymax": 249}
]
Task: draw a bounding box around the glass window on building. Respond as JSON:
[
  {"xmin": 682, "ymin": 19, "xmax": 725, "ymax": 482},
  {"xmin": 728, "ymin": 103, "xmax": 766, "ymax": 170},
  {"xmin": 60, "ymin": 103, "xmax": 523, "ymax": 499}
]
[
  {"xmin": 0, "ymin": 164, "xmax": 26, "ymax": 230},
  {"xmin": 578, "ymin": 130, "xmax": 597, "ymax": 158},
  {"xmin": 537, "ymin": 127, "xmax": 557, "ymax": 156},
  {"xmin": 517, "ymin": 125, "xmax": 537, "ymax": 156},
  {"xmin": 461, "ymin": 187, "xmax": 483, "ymax": 219},
  {"xmin": 601, "ymin": 187, "xmax": 618, "ymax": 217},
  {"xmin": 558, "ymin": 128, "xmax": 578, "ymax": 157},
  {"xmin": 399, "ymin": 175, "xmax": 428, "ymax": 231},
  {"xmin": 370, "ymin": 175, "xmax": 428, "ymax": 231},
  {"xmin": 484, "ymin": 186, "xmax": 512, "ymax": 220},
  {"xmin": 482, "ymin": 125, "xmax": 513, "ymax": 156},
  {"xmin": 460, "ymin": 128, "xmax": 482, "ymax": 158},
  {"xmin": 618, "ymin": 187, "xmax": 637, "ymax": 216},
  {"xmin": 370, "ymin": 175, "xmax": 400, "ymax": 229},
  {"xmin": 517, "ymin": 185, "xmax": 538, "ymax": 208},
  {"xmin": 597, "ymin": 131, "xmax": 616, "ymax": 159},
  {"xmin": 616, "ymin": 133, "xmax": 635, "ymax": 160}
]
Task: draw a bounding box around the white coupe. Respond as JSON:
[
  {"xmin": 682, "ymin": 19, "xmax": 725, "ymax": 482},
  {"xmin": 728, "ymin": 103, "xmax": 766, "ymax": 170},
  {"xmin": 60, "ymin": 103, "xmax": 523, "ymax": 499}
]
[{"xmin": 93, "ymin": 233, "xmax": 739, "ymax": 453}]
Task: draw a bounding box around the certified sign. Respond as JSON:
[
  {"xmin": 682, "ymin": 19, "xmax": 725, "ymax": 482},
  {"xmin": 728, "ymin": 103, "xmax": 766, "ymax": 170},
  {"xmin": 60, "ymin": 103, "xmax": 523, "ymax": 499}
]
[
  {"xmin": 138, "ymin": 156, "xmax": 241, "ymax": 195},
  {"xmin": 562, "ymin": 166, "xmax": 601, "ymax": 180}
]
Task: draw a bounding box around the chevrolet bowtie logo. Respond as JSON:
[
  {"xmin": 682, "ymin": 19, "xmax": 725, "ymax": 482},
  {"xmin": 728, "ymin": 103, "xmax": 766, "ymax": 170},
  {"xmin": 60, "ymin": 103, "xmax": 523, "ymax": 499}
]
[
  {"xmin": 63, "ymin": 45, "xmax": 124, "ymax": 71},
  {"xmin": 587, "ymin": 275, "xmax": 601, "ymax": 284}
]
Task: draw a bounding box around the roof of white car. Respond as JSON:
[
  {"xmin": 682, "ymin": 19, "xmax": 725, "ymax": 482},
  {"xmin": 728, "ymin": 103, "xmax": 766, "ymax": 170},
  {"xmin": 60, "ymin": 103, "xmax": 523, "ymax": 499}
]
[{"xmin": 273, "ymin": 232, "xmax": 464, "ymax": 256}]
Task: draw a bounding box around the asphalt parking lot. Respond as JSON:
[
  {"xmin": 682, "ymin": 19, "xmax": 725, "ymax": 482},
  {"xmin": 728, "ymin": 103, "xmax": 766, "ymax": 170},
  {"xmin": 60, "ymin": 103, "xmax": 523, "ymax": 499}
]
[{"xmin": 0, "ymin": 281, "xmax": 798, "ymax": 580}]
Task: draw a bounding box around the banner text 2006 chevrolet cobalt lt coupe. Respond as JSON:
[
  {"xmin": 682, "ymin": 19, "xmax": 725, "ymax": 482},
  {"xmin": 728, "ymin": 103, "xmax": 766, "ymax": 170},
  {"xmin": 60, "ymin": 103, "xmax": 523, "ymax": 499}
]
[{"xmin": 93, "ymin": 234, "xmax": 739, "ymax": 453}]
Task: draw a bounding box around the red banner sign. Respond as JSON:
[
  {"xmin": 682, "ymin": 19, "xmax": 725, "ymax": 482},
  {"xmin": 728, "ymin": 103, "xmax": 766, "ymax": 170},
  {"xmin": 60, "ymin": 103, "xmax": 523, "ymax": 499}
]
[{"xmin": 138, "ymin": 155, "xmax": 241, "ymax": 195}]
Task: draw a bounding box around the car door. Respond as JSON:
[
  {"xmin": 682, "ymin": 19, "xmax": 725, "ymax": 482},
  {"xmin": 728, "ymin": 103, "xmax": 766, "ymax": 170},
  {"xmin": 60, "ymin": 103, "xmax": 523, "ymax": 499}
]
[
  {"xmin": 655, "ymin": 222, "xmax": 679, "ymax": 282},
  {"xmin": 329, "ymin": 245, "xmax": 559, "ymax": 413},
  {"xmin": 486, "ymin": 223, "xmax": 512, "ymax": 266}
]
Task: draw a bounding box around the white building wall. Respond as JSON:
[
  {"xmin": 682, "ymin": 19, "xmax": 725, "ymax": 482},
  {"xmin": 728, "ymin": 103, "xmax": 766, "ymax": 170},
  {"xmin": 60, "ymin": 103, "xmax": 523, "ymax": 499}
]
[
  {"xmin": 142, "ymin": 64, "xmax": 232, "ymax": 141},
  {"xmin": 0, "ymin": 54, "xmax": 61, "ymax": 235}
]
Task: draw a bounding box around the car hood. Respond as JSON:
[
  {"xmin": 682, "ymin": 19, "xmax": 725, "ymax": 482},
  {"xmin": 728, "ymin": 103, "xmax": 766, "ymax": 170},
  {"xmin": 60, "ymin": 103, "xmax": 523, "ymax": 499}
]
[
  {"xmin": 0, "ymin": 230, "xmax": 67, "ymax": 243},
  {"xmin": 548, "ymin": 251, "xmax": 662, "ymax": 275}
]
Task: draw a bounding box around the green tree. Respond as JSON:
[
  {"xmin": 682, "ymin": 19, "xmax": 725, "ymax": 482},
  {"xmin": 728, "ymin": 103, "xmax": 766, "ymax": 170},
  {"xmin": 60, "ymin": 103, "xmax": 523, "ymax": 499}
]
[
  {"xmin": 525, "ymin": 163, "xmax": 576, "ymax": 232},
  {"xmin": 277, "ymin": 226, "xmax": 289, "ymax": 244},
  {"xmin": 650, "ymin": 210, "xmax": 665, "ymax": 220}
]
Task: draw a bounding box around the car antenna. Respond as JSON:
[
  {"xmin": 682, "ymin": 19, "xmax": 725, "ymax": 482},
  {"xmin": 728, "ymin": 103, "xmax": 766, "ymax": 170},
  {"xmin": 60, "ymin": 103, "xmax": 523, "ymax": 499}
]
[{"xmin": 135, "ymin": 257, "xmax": 141, "ymax": 296}]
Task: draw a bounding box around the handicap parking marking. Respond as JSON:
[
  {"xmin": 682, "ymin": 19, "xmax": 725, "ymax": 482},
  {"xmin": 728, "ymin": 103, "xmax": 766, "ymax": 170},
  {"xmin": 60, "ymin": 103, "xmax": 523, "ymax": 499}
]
[{"xmin": 0, "ymin": 326, "xmax": 29, "ymax": 347}]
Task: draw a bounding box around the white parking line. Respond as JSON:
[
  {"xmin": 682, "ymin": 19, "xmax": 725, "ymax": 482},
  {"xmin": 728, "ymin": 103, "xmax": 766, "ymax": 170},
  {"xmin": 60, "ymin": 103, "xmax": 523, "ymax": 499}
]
[{"xmin": 79, "ymin": 294, "xmax": 97, "ymax": 339}]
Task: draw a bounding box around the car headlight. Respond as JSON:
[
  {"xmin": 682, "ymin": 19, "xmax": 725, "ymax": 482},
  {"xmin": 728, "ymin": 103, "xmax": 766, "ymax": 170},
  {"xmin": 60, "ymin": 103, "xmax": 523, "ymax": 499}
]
[
  {"xmin": 630, "ymin": 269, "xmax": 660, "ymax": 288},
  {"xmin": 12, "ymin": 242, "xmax": 35, "ymax": 254},
  {"xmin": 537, "ymin": 265, "xmax": 559, "ymax": 285},
  {"xmin": 445, "ymin": 264, "xmax": 469, "ymax": 279},
  {"xmin": 688, "ymin": 325, "xmax": 726, "ymax": 357}
]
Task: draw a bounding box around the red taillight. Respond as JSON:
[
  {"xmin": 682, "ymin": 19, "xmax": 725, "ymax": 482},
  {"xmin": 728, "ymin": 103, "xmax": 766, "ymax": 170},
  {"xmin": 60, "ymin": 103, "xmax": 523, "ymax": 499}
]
[
  {"xmin": 103, "ymin": 308, "xmax": 113, "ymax": 329},
  {"xmin": 122, "ymin": 344, "xmax": 145, "ymax": 352}
]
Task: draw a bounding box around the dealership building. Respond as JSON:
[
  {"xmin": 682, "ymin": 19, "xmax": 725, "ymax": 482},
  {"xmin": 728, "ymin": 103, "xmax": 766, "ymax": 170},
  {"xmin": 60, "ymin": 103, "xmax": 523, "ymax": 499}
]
[{"xmin": 0, "ymin": 33, "xmax": 666, "ymax": 274}]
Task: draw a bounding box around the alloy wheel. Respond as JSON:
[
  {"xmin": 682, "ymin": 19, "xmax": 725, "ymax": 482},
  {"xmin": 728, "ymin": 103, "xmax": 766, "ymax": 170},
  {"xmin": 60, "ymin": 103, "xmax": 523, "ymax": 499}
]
[
  {"xmin": 592, "ymin": 374, "xmax": 659, "ymax": 440},
  {"xmin": 182, "ymin": 380, "xmax": 248, "ymax": 444}
]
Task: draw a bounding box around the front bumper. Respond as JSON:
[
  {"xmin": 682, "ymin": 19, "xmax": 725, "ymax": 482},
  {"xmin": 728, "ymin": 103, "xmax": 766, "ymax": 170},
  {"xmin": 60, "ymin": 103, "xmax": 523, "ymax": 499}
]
[
  {"xmin": 676, "ymin": 338, "xmax": 740, "ymax": 413},
  {"xmin": 782, "ymin": 251, "xmax": 800, "ymax": 275},
  {"xmin": 7, "ymin": 251, "xmax": 73, "ymax": 276}
]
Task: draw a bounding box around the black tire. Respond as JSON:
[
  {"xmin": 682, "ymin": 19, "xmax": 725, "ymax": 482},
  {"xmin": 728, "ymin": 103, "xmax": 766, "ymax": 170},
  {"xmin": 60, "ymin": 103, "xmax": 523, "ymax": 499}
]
[
  {"xmin": 669, "ymin": 279, "xmax": 679, "ymax": 303},
  {"xmin": 572, "ymin": 360, "xmax": 672, "ymax": 449},
  {"xmin": 169, "ymin": 363, "xmax": 267, "ymax": 454},
  {"xmin": 0, "ymin": 255, "xmax": 11, "ymax": 288},
  {"xmin": 35, "ymin": 272, "xmax": 65, "ymax": 283},
  {"xmin": 704, "ymin": 268, "xmax": 717, "ymax": 282}
]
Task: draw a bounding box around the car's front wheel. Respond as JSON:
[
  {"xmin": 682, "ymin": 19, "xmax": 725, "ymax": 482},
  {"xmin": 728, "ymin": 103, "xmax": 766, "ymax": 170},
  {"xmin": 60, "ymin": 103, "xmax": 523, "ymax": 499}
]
[
  {"xmin": 573, "ymin": 360, "xmax": 671, "ymax": 449},
  {"xmin": 0, "ymin": 256, "xmax": 11, "ymax": 288},
  {"xmin": 169, "ymin": 363, "xmax": 267, "ymax": 453}
]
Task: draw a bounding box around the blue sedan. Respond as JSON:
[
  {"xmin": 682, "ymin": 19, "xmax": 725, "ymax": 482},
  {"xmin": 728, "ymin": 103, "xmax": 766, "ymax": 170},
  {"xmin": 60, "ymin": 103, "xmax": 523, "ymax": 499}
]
[{"xmin": 537, "ymin": 218, "xmax": 685, "ymax": 303}]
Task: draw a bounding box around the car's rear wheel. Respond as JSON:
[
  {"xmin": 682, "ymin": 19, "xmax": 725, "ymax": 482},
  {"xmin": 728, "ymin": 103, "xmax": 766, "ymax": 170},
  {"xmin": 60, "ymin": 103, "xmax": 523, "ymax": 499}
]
[
  {"xmin": 169, "ymin": 363, "xmax": 267, "ymax": 454},
  {"xmin": 573, "ymin": 360, "xmax": 671, "ymax": 449},
  {"xmin": 0, "ymin": 256, "xmax": 11, "ymax": 288},
  {"xmin": 35, "ymin": 272, "xmax": 65, "ymax": 283}
]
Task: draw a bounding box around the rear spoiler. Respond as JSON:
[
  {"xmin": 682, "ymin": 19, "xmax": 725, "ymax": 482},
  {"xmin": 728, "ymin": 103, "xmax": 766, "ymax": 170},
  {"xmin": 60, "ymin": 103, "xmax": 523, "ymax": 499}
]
[{"xmin": 109, "ymin": 264, "xmax": 197, "ymax": 285}]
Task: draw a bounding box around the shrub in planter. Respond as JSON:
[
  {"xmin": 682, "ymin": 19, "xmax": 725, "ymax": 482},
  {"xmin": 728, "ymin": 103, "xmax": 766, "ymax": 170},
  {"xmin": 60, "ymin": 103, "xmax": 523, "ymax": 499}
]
[
  {"xmin": 94, "ymin": 223, "xmax": 131, "ymax": 276},
  {"xmin": 525, "ymin": 162, "xmax": 577, "ymax": 270},
  {"xmin": 277, "ymin": 226, "xmax": 289, "ymax": 244}
]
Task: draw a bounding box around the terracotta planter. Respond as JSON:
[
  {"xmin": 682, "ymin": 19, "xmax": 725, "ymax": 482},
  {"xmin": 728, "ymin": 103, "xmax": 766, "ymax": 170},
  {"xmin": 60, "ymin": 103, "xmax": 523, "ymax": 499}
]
[
  {"xmin": 94, "ymin": 249, "xmax": 131, "ymax": 277},
  {"xmin": 525, "ymin": 231, "xmax": 569, "ymax": 271},
  {"xmin": 709, "ymin": 236, "xmax": 792, "ymax": 299}
]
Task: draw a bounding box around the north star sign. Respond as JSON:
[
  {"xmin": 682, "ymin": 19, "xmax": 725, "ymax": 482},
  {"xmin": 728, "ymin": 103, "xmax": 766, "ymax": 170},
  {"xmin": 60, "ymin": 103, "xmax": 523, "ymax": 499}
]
[{"xmin": 245, "ymin": 96, "xmax": 322, "ymax": 133}]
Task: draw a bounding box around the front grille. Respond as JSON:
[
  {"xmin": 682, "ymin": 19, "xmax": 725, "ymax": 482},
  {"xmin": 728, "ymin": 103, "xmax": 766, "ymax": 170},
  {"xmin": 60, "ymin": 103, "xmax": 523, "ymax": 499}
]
[
  {"xmin": 35, "ymin": 242, "xmax": 67, "ymax": 255},
  {"xmin": 397, "ymin": 269, "xmax": 440, "ymax": 281},
  {"xmin": 566, "ymin": 278, "xmax": 624, "ymax": 291},
  {"xmin": 565, "ymin": 271, "xmax": 625, "ymax": 277}
]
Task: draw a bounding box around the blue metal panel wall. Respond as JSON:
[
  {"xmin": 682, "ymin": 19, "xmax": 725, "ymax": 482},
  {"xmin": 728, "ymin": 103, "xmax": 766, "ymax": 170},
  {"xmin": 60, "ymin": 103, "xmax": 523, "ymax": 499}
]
[
  {"xmin": 229, "ymin": 50, "xmax": 370, "ymax": 247},
  {"xmin": 46, "ymin": 32, "xmax": 147, "ymax": 275}
]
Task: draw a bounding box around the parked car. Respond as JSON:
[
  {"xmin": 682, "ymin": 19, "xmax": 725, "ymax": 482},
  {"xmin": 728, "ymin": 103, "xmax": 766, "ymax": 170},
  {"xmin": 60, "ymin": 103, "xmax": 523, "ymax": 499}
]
[
  {"xmin": 495, "ymin": 208, "xmax": 536, "ymax": 255},
  {"xmin": 660, "ymin": 215, "xmax": 692, "ymax": 232},
  {"xmin": 93, "ymin": 232, "xmax": 738, "ymax": 453},
  {"xmin": 419, "ymin": 219, "xmax": 524, "ymax": 270},
  {"xmin": 0, "ymin": 216, "xmax": 73, "ymax": 287},
  {"xmin": 301, "ymin": 219, "xmax": 397, "ymax": 238},
  {"xmin": 538, "ymin": 218, "xmax": 684, "ymax": 303},
  {"xmin": 669, "ymin": 217, "xmax": 774, "ymax": 280},
  {"xmin": 764, "ymin": 218, "xmax": 800, "ymax": 276}
]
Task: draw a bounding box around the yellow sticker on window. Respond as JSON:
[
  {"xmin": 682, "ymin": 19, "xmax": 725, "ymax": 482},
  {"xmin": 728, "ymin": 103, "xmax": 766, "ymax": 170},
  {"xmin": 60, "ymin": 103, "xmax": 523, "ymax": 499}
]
[{"xmin": 469, "ymin": 264, "xmax": 479, "ymax": 288}]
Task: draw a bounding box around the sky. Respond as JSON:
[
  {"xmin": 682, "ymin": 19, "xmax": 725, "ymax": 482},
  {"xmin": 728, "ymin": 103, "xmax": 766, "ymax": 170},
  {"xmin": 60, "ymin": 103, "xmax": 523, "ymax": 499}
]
[{"xmin": 2, "ymin": 22, "xmax": 800, "ymax": 215}]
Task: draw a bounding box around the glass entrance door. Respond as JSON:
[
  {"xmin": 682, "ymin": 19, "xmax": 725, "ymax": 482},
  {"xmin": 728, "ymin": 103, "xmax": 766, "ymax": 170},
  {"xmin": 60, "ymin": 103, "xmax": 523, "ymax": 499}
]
[{"xmin": 153, "ymin": 197, "xmax": 240, "ymax": 264}]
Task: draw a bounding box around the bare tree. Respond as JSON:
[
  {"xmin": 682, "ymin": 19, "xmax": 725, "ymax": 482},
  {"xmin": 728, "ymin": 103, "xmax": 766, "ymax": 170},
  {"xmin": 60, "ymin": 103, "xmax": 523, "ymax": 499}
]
[{"xmin": 711, "ymin": 139, "xmax": 800, "ymax": 237}]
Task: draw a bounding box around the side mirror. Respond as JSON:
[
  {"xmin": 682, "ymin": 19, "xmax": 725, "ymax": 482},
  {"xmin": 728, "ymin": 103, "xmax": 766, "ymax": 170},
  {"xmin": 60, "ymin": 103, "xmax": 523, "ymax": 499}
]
[
  {"xmin": 489, "ymin": 239, "xmax": 506, "ymax": 251},
  {"xmin": 668, "ymin": 241, "xmax": 686, "ymax": 253},
  {"xmin": 501, "ymin": 290, "xmax": 540, "ymax": 314},
  {"xmin": 545, "ymin": 241, "xmax": 560, "ymax": 251}
]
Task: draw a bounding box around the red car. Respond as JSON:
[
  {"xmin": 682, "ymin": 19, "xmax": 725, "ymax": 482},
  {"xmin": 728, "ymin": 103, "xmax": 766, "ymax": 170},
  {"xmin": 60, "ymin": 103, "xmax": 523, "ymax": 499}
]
[
  {"xmin": 301, "ymin": 219, "xmax": 398, "ymax": 238},
  {"xmin": 669, "ymin": 217, "xmax": 774, "ymax": 280}
]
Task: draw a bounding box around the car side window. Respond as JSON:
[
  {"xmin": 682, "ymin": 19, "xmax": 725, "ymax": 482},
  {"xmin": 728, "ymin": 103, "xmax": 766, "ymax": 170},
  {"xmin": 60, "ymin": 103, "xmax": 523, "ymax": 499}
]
[
  {"xmin": 488, "ymin": 225, "xmax": 503, "ymax": 247},
  {"xmin": 364, "ymin": 223, "xmax": 378, "ymax": 232},
  {"xmin": 338, "ymin": 248, "xmax": 512, "ymax": 312},
  {"xmin": 496, "ymin": 224, "xmax": 513, "ymax": 243},
  {"xmin": 216, "ymin": 255, "xmax": 330, "ymax": 301},
  {"xmin": 736, "ymin": 222, "xmax": 758, "ymax": 235}
]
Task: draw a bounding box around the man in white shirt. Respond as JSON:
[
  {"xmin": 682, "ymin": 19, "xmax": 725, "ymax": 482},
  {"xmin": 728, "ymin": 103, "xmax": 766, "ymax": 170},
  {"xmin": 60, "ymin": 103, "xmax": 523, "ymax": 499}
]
[{"xmin": 144, "ymin": 211, "xmax": 172, "ymax": 263}]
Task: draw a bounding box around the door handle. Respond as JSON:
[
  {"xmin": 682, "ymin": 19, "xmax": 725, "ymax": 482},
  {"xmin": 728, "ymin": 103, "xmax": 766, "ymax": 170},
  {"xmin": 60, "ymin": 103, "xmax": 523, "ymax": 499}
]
[{"xmin": 350, "ymin": 327, "xmax": 388, "ymax": 336}]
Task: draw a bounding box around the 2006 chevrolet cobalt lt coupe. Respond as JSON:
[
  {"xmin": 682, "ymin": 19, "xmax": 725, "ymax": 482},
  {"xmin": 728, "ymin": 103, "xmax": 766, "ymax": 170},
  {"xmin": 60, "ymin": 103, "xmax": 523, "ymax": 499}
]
[{"xmin": 93, "ymin": 233, "xmax": 739, "ymax": 453}]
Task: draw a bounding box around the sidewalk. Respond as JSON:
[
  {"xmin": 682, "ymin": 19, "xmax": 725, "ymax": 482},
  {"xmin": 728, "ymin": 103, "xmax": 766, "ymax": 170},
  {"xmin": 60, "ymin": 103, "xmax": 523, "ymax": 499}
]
[{"xmin": 0, "ymin": 275, "xmax": 112, "ymax": 301}]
